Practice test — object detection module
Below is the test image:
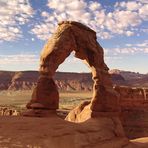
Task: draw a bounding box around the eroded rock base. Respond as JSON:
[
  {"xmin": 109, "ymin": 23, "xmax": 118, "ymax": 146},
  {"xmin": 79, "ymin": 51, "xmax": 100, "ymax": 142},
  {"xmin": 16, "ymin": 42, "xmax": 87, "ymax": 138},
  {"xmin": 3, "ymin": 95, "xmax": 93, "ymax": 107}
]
[
  {"xmin": 0, "ymin": 116, "xmax": 137, "ymax": 148},
  {"xmin": 22, "ymin": 109, "xmax": 56, "ymax": 117}
]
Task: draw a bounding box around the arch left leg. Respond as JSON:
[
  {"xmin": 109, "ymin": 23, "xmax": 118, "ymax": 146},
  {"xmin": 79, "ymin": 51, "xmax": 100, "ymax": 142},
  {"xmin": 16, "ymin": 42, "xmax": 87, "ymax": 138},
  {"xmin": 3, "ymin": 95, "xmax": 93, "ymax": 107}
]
[{"xmin": 26, "ymin": 24, "xmax": 76, "ymax": 110}]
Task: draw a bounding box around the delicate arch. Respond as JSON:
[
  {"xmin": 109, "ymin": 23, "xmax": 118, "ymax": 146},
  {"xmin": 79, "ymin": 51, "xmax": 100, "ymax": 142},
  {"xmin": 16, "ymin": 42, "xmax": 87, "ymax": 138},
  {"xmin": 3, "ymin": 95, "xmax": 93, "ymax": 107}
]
[{"xmin": 26, "ymin": 21, "xmax": 119, "ymax": 112}]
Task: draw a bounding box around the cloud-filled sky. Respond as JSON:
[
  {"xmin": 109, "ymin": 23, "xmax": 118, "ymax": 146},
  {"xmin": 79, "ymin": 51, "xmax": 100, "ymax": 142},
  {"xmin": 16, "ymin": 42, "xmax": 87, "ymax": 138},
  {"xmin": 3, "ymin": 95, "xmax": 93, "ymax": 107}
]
[{"xmin": 0, "ymin": 0, "xmax": 147, "ymax": 73}]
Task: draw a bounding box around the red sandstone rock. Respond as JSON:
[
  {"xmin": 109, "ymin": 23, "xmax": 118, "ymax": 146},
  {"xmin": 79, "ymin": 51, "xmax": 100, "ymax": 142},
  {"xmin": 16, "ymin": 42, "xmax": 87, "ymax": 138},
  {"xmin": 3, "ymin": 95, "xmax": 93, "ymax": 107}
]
[
  {"xmin": 26, "ymin": 21, "xmax": 119, "ymax": 112},
  {"xmin": 65, "ymin": 101, "xmax": 125, "ymax": 136},
  {"xmin": 0, "ymin": 70, "xmax": 147, "ymax": 91},
  {"xmin": 0, "ymin": 116, "xmax": 135, "ymax": 148},
  {"xmin": 27, "ymin": 77, "xmax": 59, "ymax": 109}
]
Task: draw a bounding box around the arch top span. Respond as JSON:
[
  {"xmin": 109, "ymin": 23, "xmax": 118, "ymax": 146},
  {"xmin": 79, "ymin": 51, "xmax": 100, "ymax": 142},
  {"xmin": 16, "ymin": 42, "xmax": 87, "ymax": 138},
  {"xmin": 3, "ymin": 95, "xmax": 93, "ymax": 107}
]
[
  {"xmin": 58, "ymin": 21, "xmax": 96, "ymax": 34},
  {"xmin": 26, "ymin": 21, "xmax": 120, "ymax": 113}
]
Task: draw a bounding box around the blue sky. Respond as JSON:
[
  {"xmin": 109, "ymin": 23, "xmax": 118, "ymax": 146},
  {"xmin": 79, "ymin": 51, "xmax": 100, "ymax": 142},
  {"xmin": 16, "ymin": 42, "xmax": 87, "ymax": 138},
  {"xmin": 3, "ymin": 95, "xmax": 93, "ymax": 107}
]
[{"xmin": 0, "ymin": 0, "xmax": 147, "ymax": 73}]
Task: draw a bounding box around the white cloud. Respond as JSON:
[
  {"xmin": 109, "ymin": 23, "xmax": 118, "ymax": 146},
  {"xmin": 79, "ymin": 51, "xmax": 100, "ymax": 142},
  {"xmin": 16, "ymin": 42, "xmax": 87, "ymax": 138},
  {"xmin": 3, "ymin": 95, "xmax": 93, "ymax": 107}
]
[
  {"xmin": 106, "ymin": 40, "xmax": 148, "ymax": 55},
  {"xmin": 137, "ymin": 0, "xmax": 148, "ymax": 4},
  {"xmin": 0, "ymin": 54, "xmax": 38, "ymax": 65},
  {"xmin": 0, "ymin": 0, "xmax": 34, "ymax": 42},
  {"xmin": 31, "ymin": 0, "xmax": 109, "ymax": 40},
  {"xmin": 144, "ymin": 48, "xmax": 148, "ymax": 53},
  {"xmin": 126, "ymin": 31, "xmax": 134, "ymax": 36},
  {"xmin": 0, "ymin": 0, "xmax": 147, "ymax": 42},
  {"xmin": 88, "ymin": 1, "xmax": 101, "ymax": 11},
  {"xmin": 31, "ymin": 0, "xmax": 148, "ymax": 41},
  {"xmin": 126, "ymin": 40, "xmax": 148, "ymax": 48},
  {"xmin": 31, "ymin": 23, "xmax": 56, "ymax": 40},
  {"xmin": 139, "ymin": 4, "xmax": 148, "ymax": 20},
  {"xmin": 125, "ymin": 44, "xmax": 132, "ymax": 47},
  {"xmin": 114, "ymin": 47, "xmax": 137, "ymax": 54},
  {"xmin": 115, "ymin": 1, "xmax": 142, "ymax": 11},
  {"xmin": 31, "ymin": 38, "xmax": 35, "ymax": 41},
  {"xmin": 126, "ymin": 2, "xmax": 142, "ymax": 11},
  {"xmin": 97, "ymin": 31, "xmax": 113, "ymax": 39},
  {"xmin": 141, "ymin": 28, "xmax": 148, "ymax": 33},
  {"xmin": 115, "ymin": 1, "xmax": 148, "ymax": 20}
]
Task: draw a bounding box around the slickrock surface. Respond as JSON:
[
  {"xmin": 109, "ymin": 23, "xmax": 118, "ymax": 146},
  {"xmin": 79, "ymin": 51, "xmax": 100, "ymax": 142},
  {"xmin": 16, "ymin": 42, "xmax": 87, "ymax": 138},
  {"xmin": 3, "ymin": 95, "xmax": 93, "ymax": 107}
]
[{"xmin": 0, "ymin": 116, "xmax": 143, "ymax": 148}]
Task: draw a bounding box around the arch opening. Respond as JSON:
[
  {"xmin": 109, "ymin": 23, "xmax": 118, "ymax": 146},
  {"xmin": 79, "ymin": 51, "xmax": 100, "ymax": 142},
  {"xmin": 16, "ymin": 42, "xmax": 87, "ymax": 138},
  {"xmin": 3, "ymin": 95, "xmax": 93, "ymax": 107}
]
[{"xmin": 55, "ymin": 52, "xmax": 93, "ymax": 119}]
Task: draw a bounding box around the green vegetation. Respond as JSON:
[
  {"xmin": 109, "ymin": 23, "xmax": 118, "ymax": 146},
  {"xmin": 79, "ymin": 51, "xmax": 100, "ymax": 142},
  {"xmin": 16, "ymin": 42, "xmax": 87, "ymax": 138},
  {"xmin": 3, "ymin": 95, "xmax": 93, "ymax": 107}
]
[
  {"xmin": 0, "ymin": 91, "xmax": 92, "ymax": 111},
  {"xmin": 59, "ymin": 91, "xmax": 92, "ymax": 110}
]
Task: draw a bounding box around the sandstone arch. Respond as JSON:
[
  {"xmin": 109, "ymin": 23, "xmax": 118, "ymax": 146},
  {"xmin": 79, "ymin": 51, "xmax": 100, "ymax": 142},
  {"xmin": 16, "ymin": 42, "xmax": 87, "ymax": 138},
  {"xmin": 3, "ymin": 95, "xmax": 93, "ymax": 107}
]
[{"xmin": 26, "ymin": 21, "xmax": 119, "ymax": 113}]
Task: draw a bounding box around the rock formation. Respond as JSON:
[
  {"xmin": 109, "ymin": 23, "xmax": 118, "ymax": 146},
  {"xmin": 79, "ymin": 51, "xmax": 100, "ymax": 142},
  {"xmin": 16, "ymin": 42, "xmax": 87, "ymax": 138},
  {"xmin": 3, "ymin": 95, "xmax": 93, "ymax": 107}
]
[
  {"xmin": 114, "ymin": 86, "xmax": 148, "ymax": 139},
  {"xmin": 0, "ymin": 107, "xmax": 19, "ymax": 116},
  {"xmin": 22, "ymin": 22, "xmax": 131, "ymax": 147},
  {"xmin": 26, "ymin": 21, "xmax": 119, "ymax": 113},
  {"xmin": 0, "ymin": 116, "xmax": 141, "ymax": 148},
  {"xmin": 0, "ymin": 70, "xmax": 147, "ymax": 91},
  {"xmin": 2, "ymin": 21, "xmax": 148, "ymax": 147}
]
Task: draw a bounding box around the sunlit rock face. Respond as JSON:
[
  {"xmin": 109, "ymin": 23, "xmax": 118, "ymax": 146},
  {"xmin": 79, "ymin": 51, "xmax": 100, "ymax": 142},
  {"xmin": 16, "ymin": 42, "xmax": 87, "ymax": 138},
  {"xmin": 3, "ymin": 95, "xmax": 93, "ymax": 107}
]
[
  {"xmin": 23, "ymin": 21, "xmax": 130, "ymax": 147},
  {"xmin": 26, "ymin": 21, "xmax": 119, "ymax": 112},
  {"xmin": 114, "ymin": 86, "xmax": 148, "ymax": 139},
  {"xmin": 3, "ymin": 21, "xmax": 148, "ymax": 148}
]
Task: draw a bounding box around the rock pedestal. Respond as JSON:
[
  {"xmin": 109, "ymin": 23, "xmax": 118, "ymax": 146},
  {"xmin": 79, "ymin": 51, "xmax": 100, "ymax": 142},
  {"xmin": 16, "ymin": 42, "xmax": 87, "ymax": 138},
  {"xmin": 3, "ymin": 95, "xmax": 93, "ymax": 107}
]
[{"xmin": 27, "ymin": 76, "xmax": 59, "ymax": 110}]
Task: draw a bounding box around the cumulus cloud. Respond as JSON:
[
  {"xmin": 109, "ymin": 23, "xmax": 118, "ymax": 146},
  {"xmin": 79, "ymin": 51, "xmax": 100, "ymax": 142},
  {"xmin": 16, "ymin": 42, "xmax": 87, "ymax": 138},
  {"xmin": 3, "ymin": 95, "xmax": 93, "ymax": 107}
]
[
  {"xmin": 115, "ymin": 1, "xmax": 142, "ymax": 11},
  {"xmin": 1, "ymin": 0, "xmax": 147, "ymax": 42},
  {"xmin": 115, "ymin": 1, "xmax": 148, "ymax": 21},
  {"xmin": 137, "ymin": 0, "xmax": 148, "ymax": 4},
  {"xmin": 31, "ymin": 23, "xmax": 55, "ymax": 40},
  {"xmin": 139, "ymin": 4, "xmax": 148, "ymax": 20},
  {"xmin": 106, "ymin": 40, "xmax": 148, "ymax": 55},
  {"xmin": 0, "ymin": 0, "xmax": 34, "ymax": 42},
  {"xmin": 0, "ymin": 54, "xmax": 38, "ymax": 65},
  {"xmin": 31, "ymin": 0, "xmax": 148, "ymax": 40},
  {"xmin": 132, "ymin": 40, "xmax": 148, "ymax": 53}
]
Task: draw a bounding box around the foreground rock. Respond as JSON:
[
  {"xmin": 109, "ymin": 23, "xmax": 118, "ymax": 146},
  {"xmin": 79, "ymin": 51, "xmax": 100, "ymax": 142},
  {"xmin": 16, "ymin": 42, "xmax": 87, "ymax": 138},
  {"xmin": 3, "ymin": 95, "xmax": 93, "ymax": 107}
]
[
  {"xmin": 0, "ymin": 116, "xmax": 144, "ymax": 148},
  {"xmin": 0, "ymin": 106, "xmax": 19, "ymax": 116}
]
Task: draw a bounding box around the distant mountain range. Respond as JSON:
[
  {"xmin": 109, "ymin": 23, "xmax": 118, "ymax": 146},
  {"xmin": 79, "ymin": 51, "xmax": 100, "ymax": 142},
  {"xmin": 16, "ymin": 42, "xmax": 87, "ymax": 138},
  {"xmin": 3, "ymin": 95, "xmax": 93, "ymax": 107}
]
[
  {"xmin": 0, "ymin": 69, "xmax": 147, "ymax": 91},
  {"xmin": 109, "ymin": 69, "xmax": 148, "ymax": 87}
]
